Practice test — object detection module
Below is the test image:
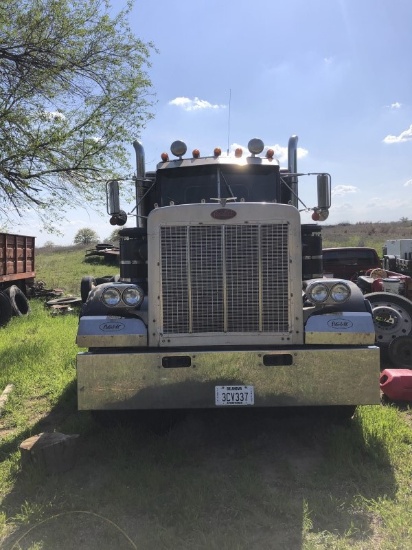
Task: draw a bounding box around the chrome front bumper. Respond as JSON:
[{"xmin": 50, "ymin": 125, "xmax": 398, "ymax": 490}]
[{"xmin": 77, "ymin": 346, "xmax": 380, "ymax": 410}]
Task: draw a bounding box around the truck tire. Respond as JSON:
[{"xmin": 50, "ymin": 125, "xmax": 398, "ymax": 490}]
[
  {"xmin": 81, "ymin": 276, "xmax": 96, "ymax": 303},
  {"xmin": 365, "ymin": 292, "xmax": 412, "ymax": 346},
  {"xmin": 388, "ymin": 335, "xmax": 412, "ymax": 368},
  {"xmin": 0, "ymin": 291, "xmax": 13, "ymax": 326},
  {"xmin": 4, "ymin": 285, "xmax": 30, "ymax": 316}
]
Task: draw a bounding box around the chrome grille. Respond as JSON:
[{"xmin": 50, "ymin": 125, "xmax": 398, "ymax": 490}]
[{"xmin": 161, "ymin": 224, "xmax": 289, "ymax": 334}]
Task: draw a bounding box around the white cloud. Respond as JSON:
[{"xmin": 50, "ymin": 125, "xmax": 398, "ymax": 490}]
[
  {"xmin": 365, "ymin": 196, "xmax": 405, "ymax": 209},
  {"xmin": 169, "ymin": 96, "xmax": 226, "ymax": 111},
  {"xmin": 390, "ymin": 102, "xmax": 402, "ymax": 109},
  {"xmin": 332, "ymin": 185, "xmax": 358, "ymax": 197},
  {"xmin": 404, "ymin": 179, "xmax": 412, "ymax": 187},
  {"xmin": 383, "ymin": 123, "xmax": 412, "ymax": 143},
  {"xmin": 227, "ymin": 143, "xmax": 308, "ymax": 164}
]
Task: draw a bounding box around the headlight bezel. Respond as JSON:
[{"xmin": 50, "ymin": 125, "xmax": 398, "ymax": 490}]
[
  {"xmin": 122, "ymin": 286, "xmax": 144, "ymax": 307},
  {"xmin": 100, "ymin": 284, "xmax": 144, "ymax": 308},
  {"xmin": 307, "ymin": 282, "xmax": 329, "ymax": 304},
  {"xmin": 330, "ymin": 282, "xmax": 351, "ymax": 303},
  {"xmin": 101, "ymin": 287, "xmax": 122, "ymax": 307},
  {"xmin": 305, "ymin": 279, "xmax": 352, "ymax": 306}
]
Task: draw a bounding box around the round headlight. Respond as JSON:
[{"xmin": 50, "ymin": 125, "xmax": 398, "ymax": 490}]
[
  {"xmin": 307, "ymin": 283, "xmax": 329, "ymax": 303},
  {"xmin": 122, "ymin": 286, "xmax": 144, "ymax": 307},
  {"xmin": 101, "ymin": 287, "xmax": 121, "ymax": 307},
  {"xmin": 330, "ymin": 283, "xmax": 351, "ymax": 303}
]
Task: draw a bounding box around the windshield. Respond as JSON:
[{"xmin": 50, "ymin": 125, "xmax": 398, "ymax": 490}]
[
  {"xmin": 155, "ymin": 164, "xmax": 280, "ymax": 206},
  {"xmin": 323, "ymin": 249, "xmax": 379, "ymax": 264}
]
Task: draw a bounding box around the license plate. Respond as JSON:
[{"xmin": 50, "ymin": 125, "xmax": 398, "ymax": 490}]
[{"xmin": 215, "ymin": 385, "xmax": 254, "ymax": 406}]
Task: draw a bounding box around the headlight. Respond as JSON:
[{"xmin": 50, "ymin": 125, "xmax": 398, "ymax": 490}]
[
  {"xmin": 330, "ymin": 282, "xmax": 351, "ymax": 303},
  {"xmin": 122, "ymin": 286, "xmax": 144, "ymax": 307},
  {"xmin": 101, "ymin": 287, "xmax": 121, "ymax": 307},
  {"xmin": 307, "ymin": 282, "xmax": 329, "ymax": 303}
]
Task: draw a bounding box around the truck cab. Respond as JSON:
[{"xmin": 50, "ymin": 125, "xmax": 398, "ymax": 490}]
[{"xmin": 76, "ymin": 137, "xmax": 380, "ymax": 415}]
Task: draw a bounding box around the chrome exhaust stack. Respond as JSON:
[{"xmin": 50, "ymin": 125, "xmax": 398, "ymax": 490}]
[
  {"xmin": 133, "ymin": 140, "xmax": 147, "ymax": 229},
  {"xmin": 287, "ymin": 135, "xmax": 299, "ymax": 208}
]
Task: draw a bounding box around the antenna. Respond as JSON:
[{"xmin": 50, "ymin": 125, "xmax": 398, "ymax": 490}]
[{"xmin": 227, "ymin": 89, "xmax": 231, "ymax": 155}]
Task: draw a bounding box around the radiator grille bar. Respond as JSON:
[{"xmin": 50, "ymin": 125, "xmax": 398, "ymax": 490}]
[{"xmin": 161, "ymin": 223, "xmax": 289, "ymax": 334}]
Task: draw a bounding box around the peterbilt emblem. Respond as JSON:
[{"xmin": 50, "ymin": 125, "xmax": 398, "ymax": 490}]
[
  {"xmin": 99, "ymin": 322, "xmax": 125, "ymax": 332},
  {"xmin": 211, "ymin": 208, "xmax": 237, "ymax": 220},
  {"xmin": 327, "ymin": 319, "xmax": 353, "ymax": 329}
]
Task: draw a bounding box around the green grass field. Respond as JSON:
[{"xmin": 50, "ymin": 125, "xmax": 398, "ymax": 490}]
[{"xmin": 0, "ymin": 236, "xmax": 412, "ymax": 549}]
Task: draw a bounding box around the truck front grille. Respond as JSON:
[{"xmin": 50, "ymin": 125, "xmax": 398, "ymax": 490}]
[{"xmin": 160, "ymin": 224, "xmax": 289, "ymax": 334}]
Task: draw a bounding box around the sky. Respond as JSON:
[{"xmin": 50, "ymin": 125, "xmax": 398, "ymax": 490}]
[{"xmin": 9, "ymin": 0, "xmax": 412, "ymax": 245}]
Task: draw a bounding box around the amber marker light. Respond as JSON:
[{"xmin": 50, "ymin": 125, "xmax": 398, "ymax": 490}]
[
  {"xmin": 214, "ymin": 147, "xmax": 222, "ymax": 157},
  {"xmin": 161, "ymin": 152, "xmax": 169, "ymax": 162},
  {"xmin": 266, "ymin": 149, "xmax": 275, "ymax": 159},
  {"xmin": 192, "ymin": 149, "xmax": 200, "ymax": 158},
  {"xmin": 235, "ymin": 148, "xmax": 243, "ymax": 158}
]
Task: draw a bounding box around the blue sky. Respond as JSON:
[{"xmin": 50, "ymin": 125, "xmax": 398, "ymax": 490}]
[{"xmin": 13, "ymin": 0, "xmax": 412, "ymax": 245}]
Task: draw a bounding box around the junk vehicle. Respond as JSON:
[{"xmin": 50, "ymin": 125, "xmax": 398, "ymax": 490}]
[
  {"xmin": 322, "ymin": 247, "xmax": 381, "ymax": 280},
  {"xmin": 76, "ymin": 136, "xmax": 380, "ymax": 418},
  {"xmin": 0, "ymin": 233, "xmax": 33, "ymax": 325},
  {"xmin": 357, "ymin": 268, "xmax": 412, "ymax": 367},
  {"xmin": 383, "ymin": 239, "xmax": 412, "ymax": 275},
  {"xmin": 320, "ymin": 246, "xmax": 412, "ymax": 366}
]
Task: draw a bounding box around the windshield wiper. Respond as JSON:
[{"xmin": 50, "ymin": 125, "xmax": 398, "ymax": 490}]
[{"xmin": 219, "ymin": 170, "xmax": 236, "ymax": 200}]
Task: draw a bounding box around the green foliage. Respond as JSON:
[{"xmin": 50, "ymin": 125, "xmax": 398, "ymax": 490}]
[
  {"xmin": 322, "ymin": 221, "xmax": 412, "ymax": 252},
  {"xmin": 106, "ymin": 228, "xmax": 121, "ymax": 243},
  {"xmin": 73, "ymin": 227, "xmax": 100, "ymax": 246},
  {"xmin": 36, "ymin": 245, "xmax": 117, "ymax": 293},
  {"xmin": 0, "ymin": 0, "xmax": 155, "ymax": 229},
  {"xmin": 1, "ymin": 240, "xmax": 412, "ymax": 549}
]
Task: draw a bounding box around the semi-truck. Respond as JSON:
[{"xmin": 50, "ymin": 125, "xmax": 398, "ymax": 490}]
[{"xmin": 76, "ymin": 136, "xmax": 380, "ymax": 418}]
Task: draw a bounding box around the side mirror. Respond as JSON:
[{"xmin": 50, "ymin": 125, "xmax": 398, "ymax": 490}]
[
  {"xmin": 106, "ymin": 180, "xmax": 120, "ymax": 215},
  {"xmin": 317, "ymin": 174, "xmax": 331, "ymax": 209}
]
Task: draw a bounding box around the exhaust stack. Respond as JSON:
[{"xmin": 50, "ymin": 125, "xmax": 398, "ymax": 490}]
[
  {"xmin": 288, "ymin": 135, "xmax": 298, "ymax": 208},
  {"xmin": 133, "ymin": 140, "xmax": 147, "ymax": 229}
]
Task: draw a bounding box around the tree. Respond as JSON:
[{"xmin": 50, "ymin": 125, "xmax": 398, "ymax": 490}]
[
  {"xmin": 74, "ymin": 227, "xmax": 99, "ymax": 245},
  {"xmin": 107, "ymin": 228, "xmax": 121, "ymax": 243},
  {"xmin": 0, "ymin": 0, "xmax": 155, "ymax": 229}
]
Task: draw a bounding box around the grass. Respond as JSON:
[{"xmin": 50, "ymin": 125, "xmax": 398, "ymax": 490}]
[
  {"xmin": 35, "ymin": 245, "xmax": 119, "ymax": 296},
  {"xmin": 0, "ymin": 229, "xmax": 412, "ymax": 549},
  {"xmin": 322, "ymin": 220, "xmax": 412, "ymax": 251}
]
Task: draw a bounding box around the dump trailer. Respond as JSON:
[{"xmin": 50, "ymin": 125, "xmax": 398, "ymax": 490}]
[
  {"xmin": 0, "ymin": 232, "xmax": 34, "ymax": 325},
  {"xmin": 76, "ymin": 136, "xmax": 380, "ymax": 417},
  {"xmin": 0, "ymin": 233, "xmax": 35, "ymax": 294}
]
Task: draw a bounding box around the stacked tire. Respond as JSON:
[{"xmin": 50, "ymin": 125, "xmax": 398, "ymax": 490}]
[{"xmin": 0, "ymin": 285, "xmax": 30, "ymax": 327}]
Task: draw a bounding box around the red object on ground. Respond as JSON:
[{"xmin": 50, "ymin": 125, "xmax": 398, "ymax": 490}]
[{"xmin": 380, "ymin": 369, "xmax": 412, "ymax": 401}]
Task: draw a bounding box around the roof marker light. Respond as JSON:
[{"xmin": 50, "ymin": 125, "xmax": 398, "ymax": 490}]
[
  {"xmin": 266, "ymin": 149, "xmax": 275, "ymax": 159},
  {"xmin": 170, "ymin": 140, "xmax": 187, "ymax": 158},
  {"xmin": 192, "ymin": 149, "xmax": 200, "ymax": 158},
  {"xmin": 248, "ymin": 138, "xmax": 264, "ymax": 155},
  {"xmin": 161, "ymin": 152, "xmax": 169, "ymax": 162},
  {"xmin": 214, "ymin": 147, "xmax": 222, "ymax": 157},
  {"xmin": 235, "ymin": 148, "xmax": 243, "ymax": 158}
]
